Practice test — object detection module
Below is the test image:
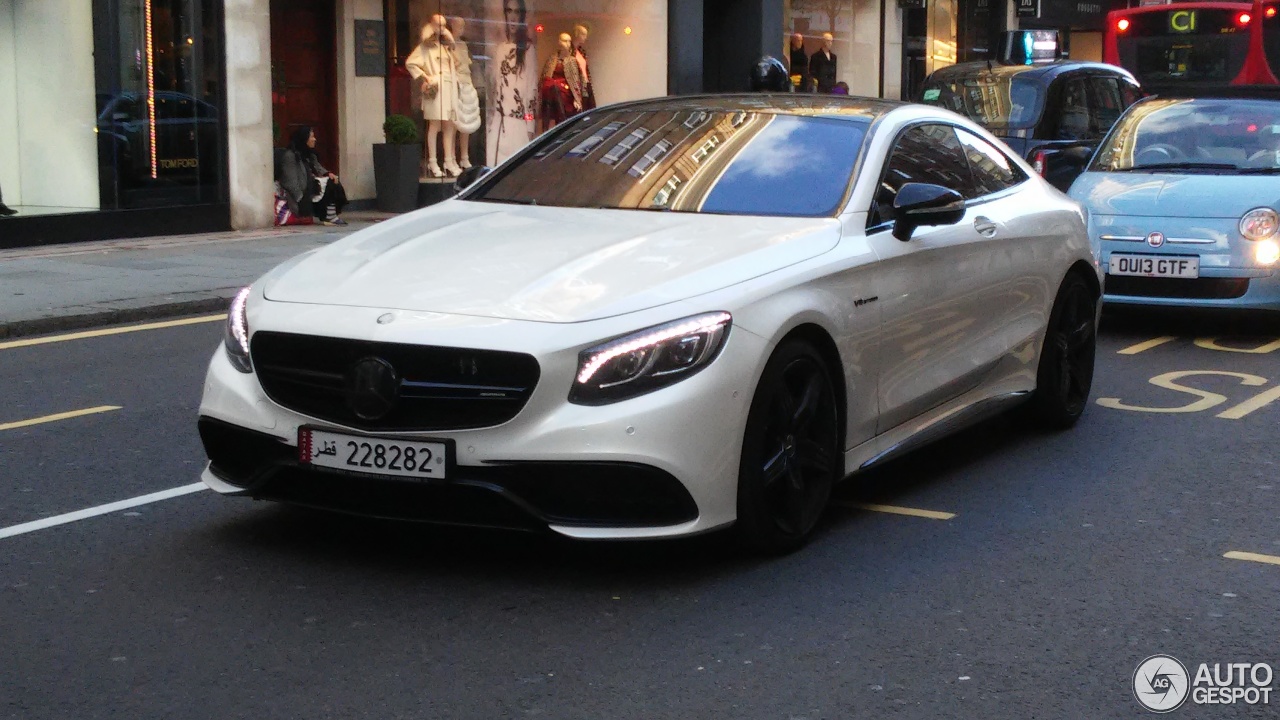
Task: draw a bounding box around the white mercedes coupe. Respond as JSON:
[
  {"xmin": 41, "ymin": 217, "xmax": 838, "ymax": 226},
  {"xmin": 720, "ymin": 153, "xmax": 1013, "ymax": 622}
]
[{"xmin": 199, "ymin": 95, "xmax": 1099, "ymax": 553}]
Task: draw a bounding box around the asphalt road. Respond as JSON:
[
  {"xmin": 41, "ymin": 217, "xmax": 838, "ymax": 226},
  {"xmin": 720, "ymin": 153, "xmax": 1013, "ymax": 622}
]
[{"xmin": 1, "ymin": 311, "xmax": 1278, "ymax": 719}]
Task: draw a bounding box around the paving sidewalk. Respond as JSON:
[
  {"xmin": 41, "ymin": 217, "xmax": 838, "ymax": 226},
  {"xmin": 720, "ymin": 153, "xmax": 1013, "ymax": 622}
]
[{"xmin": 0, "ymin": 211, "xmax": 396, "ymax": 339}]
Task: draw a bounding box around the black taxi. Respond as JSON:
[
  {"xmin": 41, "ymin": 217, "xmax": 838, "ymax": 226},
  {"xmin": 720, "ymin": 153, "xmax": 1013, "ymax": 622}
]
[{"xmin": 919, "ymin": 60, "xmax": 1142, "ymax": 191}]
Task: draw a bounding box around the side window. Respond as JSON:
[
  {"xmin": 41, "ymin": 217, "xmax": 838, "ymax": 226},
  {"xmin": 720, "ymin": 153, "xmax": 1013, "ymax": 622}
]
[
  {"xmin": 1119, "ymin": 78, "xmax": 1143, "ymax": 108},
  {"xmin": 871, "ymin": 124, "xmax": 972, "ymax": 226},
  {"xmin": 956, "ymin": 128, "xmax": 1028, "ymax": 197},
  {"xmin": 1088, "ymin": 77, "xmax": 1124, "ymax": 135},
  {"xmin": 1057, "ymin": 78, "xmax": 1092, "ymax": 140}
]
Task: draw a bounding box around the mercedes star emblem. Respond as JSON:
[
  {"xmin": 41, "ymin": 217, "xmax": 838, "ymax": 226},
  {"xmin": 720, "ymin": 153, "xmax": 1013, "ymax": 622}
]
[{"xmin": 345, "ymin": 356, "xmax": 400, "ymax": 420}]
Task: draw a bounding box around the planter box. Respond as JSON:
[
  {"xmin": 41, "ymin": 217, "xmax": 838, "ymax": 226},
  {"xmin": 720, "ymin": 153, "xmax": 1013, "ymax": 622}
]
[{"xmin": 372, "ymin": 143, "xmax": 420, "ymax": 213}]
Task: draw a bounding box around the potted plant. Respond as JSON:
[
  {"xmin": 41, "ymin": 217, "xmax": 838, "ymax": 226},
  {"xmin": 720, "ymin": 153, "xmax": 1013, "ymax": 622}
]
[{"xmin": 372, "ymin": 114, "xmax": 421, "ymax": 213}]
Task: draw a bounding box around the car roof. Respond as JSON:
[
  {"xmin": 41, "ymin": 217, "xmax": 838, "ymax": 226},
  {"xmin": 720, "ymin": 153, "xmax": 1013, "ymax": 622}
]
[
  {"xmin": 1149, "ymin": 84, "xmax": 1280, "ymax": 101},
  {"xmin": 601, "ymin": 93, "xmax": 905, "ymax": 120},
  {"xmin": 926, "ymin": 60, "xmax": 1136, "ymax": 84}
]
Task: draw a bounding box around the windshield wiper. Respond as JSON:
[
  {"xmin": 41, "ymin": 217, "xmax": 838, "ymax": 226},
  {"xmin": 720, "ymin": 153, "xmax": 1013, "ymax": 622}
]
[
  {"xmin": 1237, "ymin": 166, "xmax": 1280, "ymax": 174},
  {"xmin": 1125, "ymin": 162, "xmax": 1241, "ymax": 172}
]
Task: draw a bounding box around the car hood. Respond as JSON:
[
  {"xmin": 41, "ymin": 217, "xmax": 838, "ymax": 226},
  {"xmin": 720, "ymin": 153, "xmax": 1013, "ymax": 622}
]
[
  {"xmin": 1070, "ymin": 172, "xmax": 1280, "ymax": 218},
  {"xmin": 262, "ymin": 201, "xmax": 841, "ymax": 323}
]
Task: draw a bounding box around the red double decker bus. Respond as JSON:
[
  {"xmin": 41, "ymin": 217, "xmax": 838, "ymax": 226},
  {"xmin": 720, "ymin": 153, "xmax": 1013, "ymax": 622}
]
[{"xmin": 1104, "ymin": 0, "xmax": 1280, "ymax": 93}]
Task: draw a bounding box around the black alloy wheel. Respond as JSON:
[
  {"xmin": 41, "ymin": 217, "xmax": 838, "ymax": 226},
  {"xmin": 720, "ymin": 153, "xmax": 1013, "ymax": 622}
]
[
  {"xmin": 1030, "ymin": 272, "xmax": 1098, "ymax": 429},
  {"xmin": 736, "ymin": 340, "xmax": 841, "ymax": 554}
]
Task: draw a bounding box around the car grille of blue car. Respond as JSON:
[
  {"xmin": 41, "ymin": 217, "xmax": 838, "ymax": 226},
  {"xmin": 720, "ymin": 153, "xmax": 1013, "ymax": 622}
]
[{"xmin": 250, "ymin": 331, "xmax": 541, "ymax": 431}]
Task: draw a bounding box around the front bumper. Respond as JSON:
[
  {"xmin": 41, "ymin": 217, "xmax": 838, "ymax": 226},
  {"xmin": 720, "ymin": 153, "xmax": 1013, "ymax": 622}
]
[
  {"xmin": 1097, "ymin": 224, "xmax": 1280, "ymax": 310},
  {"xmin": 198, "ymin": 303, "xmax": 768, "ymax": 539},
  {"xmin": 199, "ymin": 417, "xmax": 699, "ymax": 532}
]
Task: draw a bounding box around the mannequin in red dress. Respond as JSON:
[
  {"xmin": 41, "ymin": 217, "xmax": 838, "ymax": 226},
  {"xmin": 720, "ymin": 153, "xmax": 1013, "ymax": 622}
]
[{"xmin": 538, "ymin": 32, "xmax": 583, "ymax": 133}]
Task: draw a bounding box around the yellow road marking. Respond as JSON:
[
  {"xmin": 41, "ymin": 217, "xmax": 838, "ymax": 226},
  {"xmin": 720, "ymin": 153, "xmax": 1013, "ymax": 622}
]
[
  {"xmin": 1217, "ymin": 385, "xmax": 1280, "ymax": 420},
  {"xmin": 0, "ymin": 406, "xmax": 122, "ymax": 431},
  {"xmin": 844, "ymin": 503, "xmax": 956, "ymax": 521},
  {"xmin": 1224, "ymin": 551, "xmax": 1280, "ymax": 567},
  {"xmin": 1118, "ymin": 336, "xmax": 1176, "ymax": 355},
  {"xmin": 1194, "ymin": 337, "xmax": 1280, "ymax": 355},
  {"xmin": 0, "ymin": 314, "xmax": 224, "ymax": 350}
]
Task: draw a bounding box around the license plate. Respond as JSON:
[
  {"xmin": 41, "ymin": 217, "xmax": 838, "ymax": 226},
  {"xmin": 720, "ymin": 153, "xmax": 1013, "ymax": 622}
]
[
  {"xmin": 299, "ymin": 428, "xmax": 448, "ymax": 479},
  {"xmin": 1109, "ymin": 253, "xmax": 1200, "ymax": 279}
]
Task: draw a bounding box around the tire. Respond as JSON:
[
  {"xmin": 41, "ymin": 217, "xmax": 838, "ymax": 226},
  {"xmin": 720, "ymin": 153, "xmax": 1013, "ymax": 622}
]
[
  {"xmin": 735, "ymin": 340, "xmax": 842, "ymax": 554},
  {"xmin": 1029, "ymin": 272, "xmax": 1098, "ymax": 429}
]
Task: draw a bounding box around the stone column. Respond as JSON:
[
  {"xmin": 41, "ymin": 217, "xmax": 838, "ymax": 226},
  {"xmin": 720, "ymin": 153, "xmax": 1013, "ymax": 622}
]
[{"xmin": 225, "ymin": 0, "xmax": 274, "ymax": 230}]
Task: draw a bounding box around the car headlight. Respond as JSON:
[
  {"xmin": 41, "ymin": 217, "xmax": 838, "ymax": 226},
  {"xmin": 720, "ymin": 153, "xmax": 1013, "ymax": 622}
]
[
  {"xmin": 223, "ymin": 286, "xmax": 252, "ymax": 373},
  {"xmin": 569, "ymin": 312, "xmax": 732, "ymax": 405},
  {"xmin": 1239, "ymin": 207, "xmax": 1279, "ymax": 241}
]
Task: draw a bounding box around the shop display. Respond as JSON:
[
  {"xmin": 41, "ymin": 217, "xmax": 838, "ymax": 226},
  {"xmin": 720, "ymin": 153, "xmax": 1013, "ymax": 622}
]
[
  {"xmin": 539, "ymin": 32, "xmax": 584, "ymax": 131},
  {"xmin": 391, "ymin": 0, "xmax": 665, "ymax": 169},
  {"xmin": 573, "ymin": 23, "xmax": 596, "ymax": 111},
  {"xmin": 788, "ymin": 33, "xmax": 808, "ymax": 91},
  {"xmin": 450, "ymin": 16, "xmax": 482, "ymax": 170},
  {"xmin": 407, "ymin": 14, "xmax": 463, "ymax": 177},
  {"xmin": 485, "ymin": 0, "xmax": 538, "ymax": 166},
  {"xmin": 808, "ymin": 32, "xmax": 837, "ymax": 93}
]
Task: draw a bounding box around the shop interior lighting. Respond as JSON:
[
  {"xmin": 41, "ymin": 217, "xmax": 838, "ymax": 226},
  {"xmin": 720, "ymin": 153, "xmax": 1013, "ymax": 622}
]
[{"xmin": 145, "ymin": 0, "xmax": 158, "ymax": 179}]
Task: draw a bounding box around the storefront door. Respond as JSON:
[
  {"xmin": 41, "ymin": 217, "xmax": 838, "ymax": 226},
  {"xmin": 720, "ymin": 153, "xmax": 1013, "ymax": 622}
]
[{"xmin": 270, "ymin": 0, "xmax": 340, "ymax": 172}]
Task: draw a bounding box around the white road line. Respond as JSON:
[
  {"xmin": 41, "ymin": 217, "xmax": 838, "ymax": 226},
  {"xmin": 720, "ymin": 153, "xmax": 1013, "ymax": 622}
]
[{"xmin": 0, "ymin": 483, "xmax": 208, "ymax": 540}]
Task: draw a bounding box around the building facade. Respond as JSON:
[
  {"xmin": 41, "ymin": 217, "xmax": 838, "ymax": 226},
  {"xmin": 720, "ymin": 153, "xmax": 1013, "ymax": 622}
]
[{"xmin": 0, "ymin": 0, "xmax": 1124, "ymax": 248}]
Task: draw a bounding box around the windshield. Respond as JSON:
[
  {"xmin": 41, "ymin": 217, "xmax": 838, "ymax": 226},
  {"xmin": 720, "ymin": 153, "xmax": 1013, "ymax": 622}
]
[
  {"xmin": 1115, "ymin": 8, "xmax": 1249, "ymax": 88},
  {"xmin": 467, "ymin": 109, "xmax": 871, "ymax": 217},
  {"xmin": 1090, "ymin": 97, "xmax": 1280, "ymax": 173},
  {"xmin": 919, "ymin": 75, "xmax": 1043, "ymax": 130}
]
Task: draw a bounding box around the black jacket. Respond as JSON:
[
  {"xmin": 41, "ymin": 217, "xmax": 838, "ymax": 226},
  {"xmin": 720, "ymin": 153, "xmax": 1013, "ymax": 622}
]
[
  {"xmin": 809, "ymin": 50, "xmax": 837, "ymax": 93},
  {"xmin": 789, "ymin": 46, "xmax": 809, "ymax": 89}
]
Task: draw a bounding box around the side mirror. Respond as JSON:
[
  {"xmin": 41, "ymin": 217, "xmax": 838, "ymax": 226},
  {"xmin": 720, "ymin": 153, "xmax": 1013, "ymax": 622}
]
[
  {"xmin": 454, "ymin": 165, "xmax": 492, "ymax": 193},
  {"xmin": 892, "ymin": 182, "xmax": 966, "ymax": 241}
]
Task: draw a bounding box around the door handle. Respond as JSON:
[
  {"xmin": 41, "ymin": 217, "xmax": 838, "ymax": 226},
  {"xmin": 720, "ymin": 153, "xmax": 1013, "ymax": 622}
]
[{"xmin": 974, "ymin": 216, "xmax": 998, "ymax": 238}]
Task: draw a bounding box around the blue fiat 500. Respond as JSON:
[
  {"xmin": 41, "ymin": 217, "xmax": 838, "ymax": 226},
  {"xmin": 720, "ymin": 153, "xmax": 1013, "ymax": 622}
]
[{"xmin": 1069, "ymin": 91, "xmax": 1280, "ymax": 311}]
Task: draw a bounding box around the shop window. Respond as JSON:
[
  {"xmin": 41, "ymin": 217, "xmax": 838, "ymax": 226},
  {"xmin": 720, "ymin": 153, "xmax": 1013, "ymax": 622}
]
[
  {"xmin": 0, "ymin": 0, "xmax": 226, "ymax": 217},
  {"xmin": 784, "ymin": 1, "xmax": 886, "ymax": 97},
  {"xmin": 387, "ymin": 0, "xmax": 669, "ymax": 171}
]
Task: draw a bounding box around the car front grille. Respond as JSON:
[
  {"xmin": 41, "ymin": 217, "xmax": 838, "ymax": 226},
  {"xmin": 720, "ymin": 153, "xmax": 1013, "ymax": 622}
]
[
  {"xmin": 1106, "ymin": 275, "xmax": 1250, "ymax": 300},
  {"xmin": 250, "ymin": 331, "xmax": 541, "ymax": 431}
]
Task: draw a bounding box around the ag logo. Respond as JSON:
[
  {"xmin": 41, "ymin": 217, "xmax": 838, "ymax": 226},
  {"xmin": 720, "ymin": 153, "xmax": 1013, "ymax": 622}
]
[
  {"xmin": 1134, "ymin": 654, "xmax": 1190, "ymax": 712},
  {"xmin": 1147, "ymin": 231, "xmax": 1166, "ymax": 248}
]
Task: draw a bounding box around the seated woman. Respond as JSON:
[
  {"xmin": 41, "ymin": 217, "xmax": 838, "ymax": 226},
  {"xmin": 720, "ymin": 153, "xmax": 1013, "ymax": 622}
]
[{"xmin": 280, "ymin": 126, "xmax": 348, "ymax": 226}]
